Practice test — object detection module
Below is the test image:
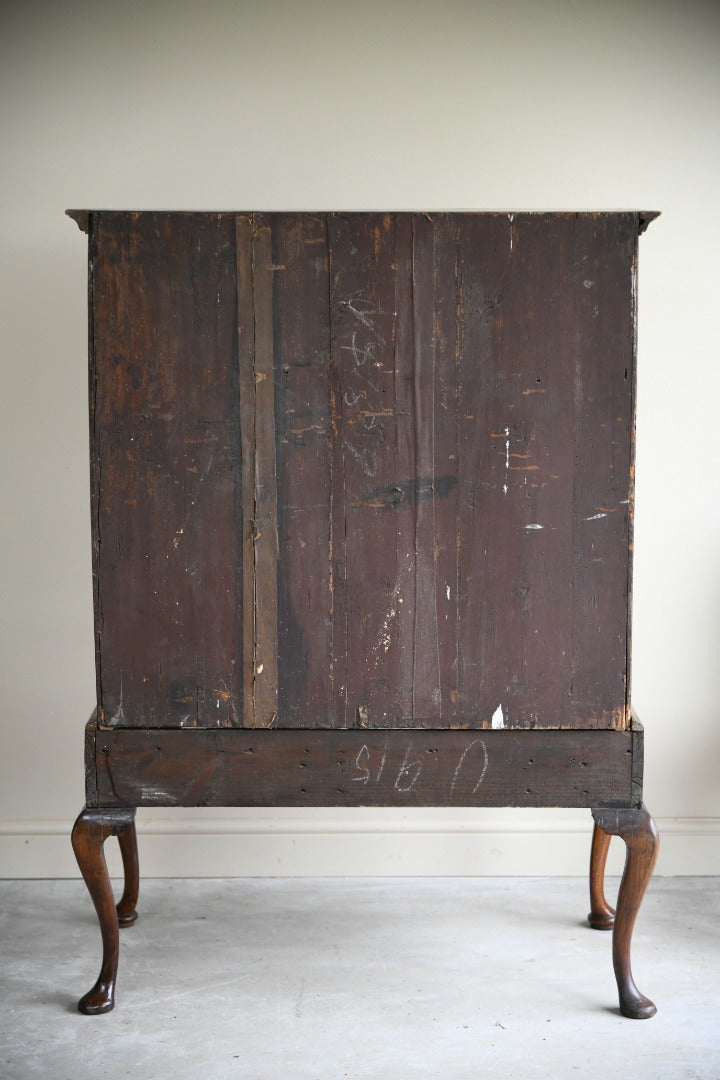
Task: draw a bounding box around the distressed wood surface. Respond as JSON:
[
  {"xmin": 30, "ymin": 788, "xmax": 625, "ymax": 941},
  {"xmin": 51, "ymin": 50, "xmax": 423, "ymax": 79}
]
[
  {"xmin": 88, "ymin": 721, "xmax": 637, "ymax": 809},
  {"xmin": 82, "ymin": 211, "xmax": 644, "ymax": 732},
  {"xmin": 90, "ymin": 212, "xmax": 241, "ymax": 729}
]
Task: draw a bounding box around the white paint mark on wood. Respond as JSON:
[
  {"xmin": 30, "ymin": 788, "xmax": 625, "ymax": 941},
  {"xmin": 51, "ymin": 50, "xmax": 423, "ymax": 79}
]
[
  {"xmin": 585, "ymin": 512, "xmax": 607, "ymax": 521},
  {"xmin": 352, "ymin": 744, "xmax": 371, "ymax": 783},
  {"xmin": 108, "ymin": 675, "xmax": 125, "ymax": 727},
  {"xmin": 491, "ymin": 704, "xmax": 505, "ymax": 729},
  {"xmin": 450, "ymin": 737, "xmax": 489, "ymax": 794},
  {"xmin": 524, "ymin": 523, "xmax": 543, "ymax": 530},
  {"xmin": 394, "ymin": 746, "xmax": 422, "ymax": 793},
  {"xmin": 471, "ymin": 741, "xmax": 490, "ymax": 793},
  {"xmin": 374, "ymin": 580, "xmax": 402, "ymax": 656}
]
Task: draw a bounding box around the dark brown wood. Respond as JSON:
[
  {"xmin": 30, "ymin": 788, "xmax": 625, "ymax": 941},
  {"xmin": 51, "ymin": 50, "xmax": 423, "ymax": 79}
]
[
  {"xmin": 237, "ymin": 213, "xmax": 256, "ymax": 728},
  {"xmin": 66, "ymin": 208, "xmax": 89, "ymax": 233},
  {"xmin": 84, "ymin": 708, "xmax": 99, "ymax": 806},
  {"xmin": 90, "ymin": 212, "xmax": 242, "ymax": 729},
  {"xmin": 272, "ymin": 214, "xmax": 334, "ymax": 724},
  {"xmin": 70, "ymin": 209, "xmax": 659, "ymax": 1019},
  {"xmin": 248, "ymin": 220, "xmax": 279, "ymax": 727},
  {"xmin": 71, "ymin": 807, "xmax": 138, "ymax": 1014},
  {"xmin": 85, "ymin": 211, "xmax": 645, "ymax": 733},
  {"xmin": 588, "ymin": 820, "xmax": 615, "ymax": 929},
  {"xmin": 630, "ymin": 712, "xmax": 645, "ymax": 805},
  {"xmin": 116, "ymin": 817, "xmax": 140, "ymax": 926},
  {"xmin": 592, "ymin": 806, "xmax": 659, "ymax": 1019},
  {"xmin": 87, "ymin": 720, "xmax": 636, "ymax": 809}
]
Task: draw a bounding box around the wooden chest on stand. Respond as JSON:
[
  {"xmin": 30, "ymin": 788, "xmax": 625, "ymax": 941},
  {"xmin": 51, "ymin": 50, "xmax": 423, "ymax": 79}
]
[{"xmin": 68, "ymin": 209, "xmax": 659, "ymax": 1019}]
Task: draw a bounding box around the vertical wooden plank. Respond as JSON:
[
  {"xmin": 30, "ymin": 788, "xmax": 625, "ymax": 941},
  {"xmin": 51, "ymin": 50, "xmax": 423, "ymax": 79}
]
[
  {"xmin": 248, "ymin": 218, "xmax": 279, "ymax": 727},
  {"xmin": 511, "ymin": 214, "xmax": 577, "ymax": 727},
  {"xmin": 87, "ymin": 212, "xmax": 102, "ymax": 716},
  {"xmin": 428, "ymin": 216, "xmax": 462, "ymax": 722},
  {"xmin": 387, "ymin": 212, "xmax": 418, "ymax": 723},
  {"xmin": 477, "ymin": 212, "xmax": 576, "ymax": 729},
  {"xmin": 570, "ymin": 213, "xmax": 636, "ymax": 728},
  {"xmin": 236, "ymin": 215, "xmax": 256, "ymax": 727},
  {"xmin": 329, "ymin": 213, "xmax": 409, "ymax": 726},
  {"xmin": 328, "ymin": 217, "xmax": 349, "ymax": 727},
  {"xmin": 92, "ymin": 212, "xmax": 241, "ymax": 728},
  {"xmin": 454, "ymin": 213, "xmax": 515, "ymax": 726},
  {"xmin": 273, "ymin": 214, "xmax": 334, "ymax": 726},
  {"xmin": 406, "ymin": 214, "xmax": 442, "ymax": 719}
]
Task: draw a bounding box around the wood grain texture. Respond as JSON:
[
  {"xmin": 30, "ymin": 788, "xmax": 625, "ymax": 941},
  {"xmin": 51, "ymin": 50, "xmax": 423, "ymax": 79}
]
[
  {"xmin": 84, "ymin": 211, "xmax": 646, "ymax": 732},
  {"xmin": 592, "ymin": 805, "xmax": 659, "ymax": 1019},
  {"xmin": 247, "ymin": 219, "xmax": 279, "ymax": 727},
  {"xmin": 71, "ymin": 806, "xmax": 138, "ymax": 1013},
  {"xmin": 588, "ymin": 820, "xmax": 615, "ymax": 929},
  {"xmin": 271, "ymin": 214, "xmax": 334, "ymax": 726},
  {"xmin": 90, "ymin": 212, "xmax": 241, "ymax": 729},
  {"xmin": 267, "ymin": 212, "xmax": 640, "ymax": 729},
  {"xmin": 89, "ymin": 723, "xmax": 636, "ymax": 809}
]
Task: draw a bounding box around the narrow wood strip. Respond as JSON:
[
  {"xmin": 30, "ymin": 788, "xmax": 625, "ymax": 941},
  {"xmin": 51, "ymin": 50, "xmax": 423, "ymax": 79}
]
[
  {"xmin": 236, "ymin": 215, "xmax": 257, "ymax": 727},
  {"xmin": 570, "ymin": 213, "xmax": 636, "ymax": 728},
  {"xmin": 250, "ymin": 220, "xmax": 279, "ymax": 726},
  {"xmin": 630, "ymin": 714, "xmax": 644, "ymax": 805},
  {"xmin": 93, "ymin": 727, "xmax": 635, "ymax": 809},
  {"xmin": 84, "ymin": 710, "xmax": 99, "ymax": 808},
  {"xmin": 624, "ymin": 218, "xmax": 641, "ymax": 720}
]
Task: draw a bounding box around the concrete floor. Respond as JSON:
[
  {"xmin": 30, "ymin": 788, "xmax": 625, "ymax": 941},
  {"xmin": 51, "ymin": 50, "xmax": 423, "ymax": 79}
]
[{"xmin": 1, "ymin": 877, "xmax": 718, "ymax": 1080}]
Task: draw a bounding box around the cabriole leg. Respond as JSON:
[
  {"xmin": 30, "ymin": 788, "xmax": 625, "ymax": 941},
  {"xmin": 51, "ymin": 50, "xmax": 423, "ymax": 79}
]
[
  {"xmin": 116, "ymin": 816, "xmax": 140, "ymax": 926},
  {"xmin": 71, "ymin": 807, "xmax": 138, "ymax": 1014},
  {"xmin": 591, "ymin": 806, "xmax": 659, "ymax": 1019},
  {"xmin": 588, "ymin": 820, "xmax": 615, "ymax": 929}
]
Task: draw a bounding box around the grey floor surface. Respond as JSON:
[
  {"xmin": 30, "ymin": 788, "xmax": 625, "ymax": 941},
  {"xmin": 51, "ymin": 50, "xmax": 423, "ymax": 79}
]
[{"xmin": 1, "ymin": 877, "xmax": 718, "ymax": 1080}]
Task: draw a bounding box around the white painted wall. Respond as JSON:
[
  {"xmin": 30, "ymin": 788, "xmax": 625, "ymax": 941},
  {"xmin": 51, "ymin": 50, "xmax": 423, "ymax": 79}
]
[{"xmin": 1, "ymin": 0, "xmax": 719, "ymax": 877}]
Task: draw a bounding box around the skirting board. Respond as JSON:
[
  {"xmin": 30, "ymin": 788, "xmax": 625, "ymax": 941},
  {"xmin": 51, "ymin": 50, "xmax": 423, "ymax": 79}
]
[{"xmin": 1, "ymin": 813, "xmax": 719, "ymax": 877}]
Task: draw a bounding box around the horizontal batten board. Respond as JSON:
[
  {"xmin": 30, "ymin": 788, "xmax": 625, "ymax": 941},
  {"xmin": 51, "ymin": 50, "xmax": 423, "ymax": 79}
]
[{"xmin": 89, "ymin": 725, "xmax": 639, "ymax": 809}]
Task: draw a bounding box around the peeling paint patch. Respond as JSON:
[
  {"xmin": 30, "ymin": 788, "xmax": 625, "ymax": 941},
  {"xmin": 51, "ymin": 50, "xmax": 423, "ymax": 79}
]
[
  {"xmin": 374, "ymin": 578, "xmax": 403, "ymax": 656},
  {"xmin": 491, "ymin": 704, "xmax": 505, "ymax": 729},
  {"xmin": 108, "ymin": 676, "xmax": 125, "ymax": 727}
]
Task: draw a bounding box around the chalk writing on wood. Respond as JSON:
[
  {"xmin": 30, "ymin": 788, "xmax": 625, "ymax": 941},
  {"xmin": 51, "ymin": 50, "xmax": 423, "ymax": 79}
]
[{"xmin": 350, "ymin": 739, "xmax": 489, "ymax": 797}]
